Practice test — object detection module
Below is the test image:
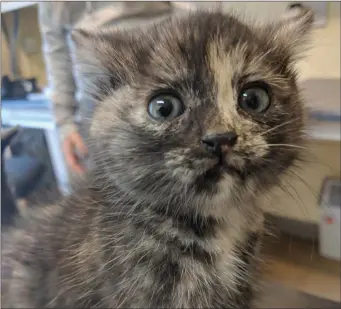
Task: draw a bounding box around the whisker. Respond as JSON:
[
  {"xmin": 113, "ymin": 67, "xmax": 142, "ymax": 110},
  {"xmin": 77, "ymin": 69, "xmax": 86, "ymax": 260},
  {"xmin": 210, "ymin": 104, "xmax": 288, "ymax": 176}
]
[
  {"xmin": 259, "ymin": 118, "xmax": 301, "ymax": 137},
  {"xmin": 245, "ymin": 156, "xmax": 313, "ymax": 220},
  {"xmin": 281, "ymin": 178, "xmax": 311, "ymax": 219},
  {"xmin": 265, "ymin": 144, "xmax": 308, "ymax": 150},
  {"xmin": 285, "ymin": 169, "xmax": 320, "ymax": 200}
]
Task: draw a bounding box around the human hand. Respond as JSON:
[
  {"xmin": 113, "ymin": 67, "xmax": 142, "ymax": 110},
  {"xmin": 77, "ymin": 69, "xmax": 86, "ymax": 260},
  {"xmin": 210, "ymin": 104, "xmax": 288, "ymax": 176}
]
[{"xmin": 63, "ymin": 131, "xmax": 88, "ymax": 174}]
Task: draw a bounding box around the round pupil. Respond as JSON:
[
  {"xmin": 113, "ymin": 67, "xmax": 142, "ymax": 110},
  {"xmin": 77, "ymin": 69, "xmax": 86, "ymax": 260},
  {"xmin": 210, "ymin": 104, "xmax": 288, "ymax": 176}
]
[
  {"xmin": 156, "ymin": 98, "xmax": 173, "ymax": 117},
  {"xmin": 243, "ymin": 90, "xmax": 260, "ymax": 110}
]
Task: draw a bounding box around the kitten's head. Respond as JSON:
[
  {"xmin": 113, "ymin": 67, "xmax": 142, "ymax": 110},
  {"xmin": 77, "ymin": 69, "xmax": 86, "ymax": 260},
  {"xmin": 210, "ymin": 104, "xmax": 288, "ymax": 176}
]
[{"xmin": 73, "ymin": 8, "xmax": 313, "ymax": 216}]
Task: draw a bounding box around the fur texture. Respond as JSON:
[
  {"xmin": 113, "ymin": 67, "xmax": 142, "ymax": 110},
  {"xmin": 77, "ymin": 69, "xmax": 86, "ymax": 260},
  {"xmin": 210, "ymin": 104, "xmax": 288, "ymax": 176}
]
[{"xmin": 2, "ymin": 8, "xmax": 314, "ymax": 308}]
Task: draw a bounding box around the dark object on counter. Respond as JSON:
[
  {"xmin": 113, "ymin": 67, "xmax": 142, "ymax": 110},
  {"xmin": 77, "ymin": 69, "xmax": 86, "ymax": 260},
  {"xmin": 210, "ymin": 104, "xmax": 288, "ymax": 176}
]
[
  {"xmin": 1, "ymin": 75, "xmax": 12, "ymax": 98},
  {"xmin": 1, "ymin": 75, "xmax": 41, "ymax": 100},
  {"xmin": 23, "ymin": 78, "xmax": 41, "ymax": 93}
]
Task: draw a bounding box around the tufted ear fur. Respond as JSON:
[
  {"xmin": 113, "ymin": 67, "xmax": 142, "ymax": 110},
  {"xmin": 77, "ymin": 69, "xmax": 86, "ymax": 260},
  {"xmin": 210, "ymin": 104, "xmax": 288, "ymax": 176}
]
[
  {"xmin": 71, "ymin": 28, "xmax": 138, "ymax": 100},
  {"xmin": 71, "ymin": 28, "xmax": 107, "ymax": 73},
  {"xmin": 263, "ymin": 6, "xmax": 315, "ymax": 65}
]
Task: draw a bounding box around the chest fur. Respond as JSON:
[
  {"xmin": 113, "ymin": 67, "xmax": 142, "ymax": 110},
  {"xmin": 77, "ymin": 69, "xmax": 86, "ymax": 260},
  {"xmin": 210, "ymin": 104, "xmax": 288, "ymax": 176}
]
[
  {"xmin": 95, "ymin": 206, "xmax": 264, "ymax": 308},
  {"xmin": 172, "ymin": 228, "xmax": 262, "ymax": 307},
  {"xmin": 116, "ymin": 212, "xmax": 264, "ymax": 308}
]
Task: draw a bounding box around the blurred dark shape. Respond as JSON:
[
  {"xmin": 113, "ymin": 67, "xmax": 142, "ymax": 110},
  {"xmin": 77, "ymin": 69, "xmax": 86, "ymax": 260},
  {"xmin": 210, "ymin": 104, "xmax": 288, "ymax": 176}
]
[
  {"xmin": 1, "ymin": 126, "xmax": 19, "ymax": 227},
  {"xmin": 1, "ymin": 75, "xmax": 41, "ymax": 100},
  {"xmin": 1, "ymin": 126, "xmax": 46, "ymax": 228}
]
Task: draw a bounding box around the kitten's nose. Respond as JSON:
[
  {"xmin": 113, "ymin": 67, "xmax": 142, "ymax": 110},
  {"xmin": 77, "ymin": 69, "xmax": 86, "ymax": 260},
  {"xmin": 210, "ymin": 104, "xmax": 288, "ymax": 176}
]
[{"xmin": 201, "ymin": 132, "xmax": 238, "ymax": 156}]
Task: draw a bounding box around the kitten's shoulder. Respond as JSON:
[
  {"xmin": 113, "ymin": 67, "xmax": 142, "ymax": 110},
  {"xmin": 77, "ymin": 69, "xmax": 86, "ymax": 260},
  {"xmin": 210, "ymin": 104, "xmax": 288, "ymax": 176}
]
[
  {"xmin": 2, "ymin": 182, "xmax": 102, "ymax": 306},
  {"xmin": 3, "ymin": 181, "xmax": 100, "ymax": 253}
]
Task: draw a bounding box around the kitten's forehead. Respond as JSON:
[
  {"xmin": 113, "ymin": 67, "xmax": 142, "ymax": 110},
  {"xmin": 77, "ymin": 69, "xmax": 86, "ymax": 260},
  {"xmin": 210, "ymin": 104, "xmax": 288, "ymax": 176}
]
[
  {"xmin": 136, "ymin": 13, "xmax": 290, "ymax": 94},
  {"xmin": 74, "ymin": 9, "xmax": 313, "ymax": 104},
  {"xmin": 207, "ymin": 42, "xmax": 235, "ymax": 124}
]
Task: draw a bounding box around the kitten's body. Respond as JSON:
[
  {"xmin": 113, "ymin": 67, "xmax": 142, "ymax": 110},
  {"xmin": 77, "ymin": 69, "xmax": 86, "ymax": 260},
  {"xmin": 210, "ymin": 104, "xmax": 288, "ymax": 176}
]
[
  {"xmin": 3, "ymin": 182, "xmax": 262, "ymax": 308},
  {"xmin": 2, "ymin": 10, "xmax": 313, "ymax": 308}
]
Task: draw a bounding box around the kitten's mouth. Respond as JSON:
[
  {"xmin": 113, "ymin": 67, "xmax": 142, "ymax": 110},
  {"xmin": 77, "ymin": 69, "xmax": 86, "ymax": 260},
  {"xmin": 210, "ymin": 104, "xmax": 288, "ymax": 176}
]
[
  {"xmin": 202, "ymin": 156, "xmax": 245, "ymax": 182},
  {"xmin": 221, "ymin": 160, "xmax": 245, "ymax": 180},
  {"xmin": 219, "ymin": 151, "xmax": 245, "ymax": 177}
]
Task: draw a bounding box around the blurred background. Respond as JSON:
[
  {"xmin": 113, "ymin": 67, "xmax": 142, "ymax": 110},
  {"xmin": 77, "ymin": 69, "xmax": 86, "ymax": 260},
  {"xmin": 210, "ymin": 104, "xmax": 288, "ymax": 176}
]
[{"xmin": 1, "ymin": 2, "xmax": 340, "ymax": 308}]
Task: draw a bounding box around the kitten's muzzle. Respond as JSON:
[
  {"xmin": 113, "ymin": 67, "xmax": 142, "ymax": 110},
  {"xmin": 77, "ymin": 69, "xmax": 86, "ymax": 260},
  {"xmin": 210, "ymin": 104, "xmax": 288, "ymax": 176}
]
[{"xmin": 201, "ymin": 132, "xmax": 238, "ymax": 157}]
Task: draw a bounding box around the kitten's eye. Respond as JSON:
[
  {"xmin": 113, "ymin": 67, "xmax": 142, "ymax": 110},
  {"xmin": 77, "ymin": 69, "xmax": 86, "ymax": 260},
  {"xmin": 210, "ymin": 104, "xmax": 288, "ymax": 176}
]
[
  {"xmin": 148, "ymin": 94, "xmax": 184, "ymax": 121},
  {"xmin": 238, "ymin": 84, "xmax": 270, "ymax": 114}
]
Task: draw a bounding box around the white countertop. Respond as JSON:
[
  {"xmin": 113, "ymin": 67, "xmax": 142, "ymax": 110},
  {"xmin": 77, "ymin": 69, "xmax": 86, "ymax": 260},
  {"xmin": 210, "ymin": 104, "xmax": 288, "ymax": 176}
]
[{"xmin": 1, "ymin": 99, "xmax": 55, "ymax": 129}]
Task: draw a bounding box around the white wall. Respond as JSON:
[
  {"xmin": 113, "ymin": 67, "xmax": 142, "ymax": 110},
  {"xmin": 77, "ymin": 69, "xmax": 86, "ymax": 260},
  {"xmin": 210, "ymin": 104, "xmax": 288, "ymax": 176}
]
[{"xmin": 298, "ymin": 2, "xmax": 340, "ymax": 80}]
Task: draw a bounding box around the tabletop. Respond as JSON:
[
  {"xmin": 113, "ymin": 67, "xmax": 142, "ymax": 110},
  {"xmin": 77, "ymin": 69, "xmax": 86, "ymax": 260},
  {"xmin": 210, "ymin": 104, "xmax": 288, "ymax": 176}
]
[{"xmin": 1, "ymin": 99, "xmax": 55, "ymax": 130}]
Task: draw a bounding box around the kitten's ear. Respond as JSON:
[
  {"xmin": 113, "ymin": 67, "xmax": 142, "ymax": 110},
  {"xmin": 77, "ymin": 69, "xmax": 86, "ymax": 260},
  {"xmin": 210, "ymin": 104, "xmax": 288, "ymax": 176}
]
[
  {"xmin": 70, "ymin": 28, "xmax": 105, "ymax": 66},
  {"xmin": 269, "ymin": 6, "xmax": 315, "ymax": 62},
  {"xmin": 70, "ymin": 28, "xmax": 117, "ymax": 71},
  {"xmin": 70, "ymin": 29, "xmax": 110, "ymax": 96},
  {"xmin": 70, "ymin": 28, "xmax": 134, "ymax": 99}
]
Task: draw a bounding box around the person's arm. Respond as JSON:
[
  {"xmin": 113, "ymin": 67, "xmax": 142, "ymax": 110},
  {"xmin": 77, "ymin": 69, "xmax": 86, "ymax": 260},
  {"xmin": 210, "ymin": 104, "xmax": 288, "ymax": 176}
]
[
  {"xmin": 38, "ymin": 2, "xmax": 78, "ymax": 141},
  {"xmin": 38, "ymin": 3, "xmax": 88, "ymax": 174}
]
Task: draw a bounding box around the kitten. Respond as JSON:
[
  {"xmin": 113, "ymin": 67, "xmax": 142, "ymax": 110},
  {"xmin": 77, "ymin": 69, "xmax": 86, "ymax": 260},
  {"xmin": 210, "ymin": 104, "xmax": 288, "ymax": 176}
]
[{"xmin": 2, "ymin": 8, "xmax": 314, "ymax": 308}]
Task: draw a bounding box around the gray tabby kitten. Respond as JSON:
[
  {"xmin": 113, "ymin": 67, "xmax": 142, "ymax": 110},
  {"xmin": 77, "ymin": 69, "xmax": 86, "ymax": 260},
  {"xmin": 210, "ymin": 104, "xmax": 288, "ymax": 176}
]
[{"xmin": 2, "ymin": 8, "xmax": 313, "ymax": 308}]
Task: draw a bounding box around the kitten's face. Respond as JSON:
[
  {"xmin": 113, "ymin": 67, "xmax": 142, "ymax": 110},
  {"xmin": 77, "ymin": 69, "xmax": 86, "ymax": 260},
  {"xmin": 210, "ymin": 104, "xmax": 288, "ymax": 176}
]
[{"xmin": 74, "ymin": 10, "xmax": 313, "ymax": 213}]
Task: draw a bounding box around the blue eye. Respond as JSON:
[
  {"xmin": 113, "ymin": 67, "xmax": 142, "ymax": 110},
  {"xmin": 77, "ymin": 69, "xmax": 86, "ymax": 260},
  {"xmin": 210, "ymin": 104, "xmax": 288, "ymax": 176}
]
[
  {"xmin": 238, "ymin": 85, "xmax": 271, "ymax": 114},
  {"xmin": 148, "ymin": 94, "xmax": 184, "ymax": 121}
]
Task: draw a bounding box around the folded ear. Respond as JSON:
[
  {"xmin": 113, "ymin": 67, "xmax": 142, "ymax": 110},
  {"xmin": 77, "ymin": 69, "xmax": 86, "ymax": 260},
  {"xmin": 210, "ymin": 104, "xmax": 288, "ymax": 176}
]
[
  {"xmin": 71, "ymin": 28, "xmax": 105, "ymax": 69},
  {"xmin": 71, "ymin": 29, "xmax": 111, "ymax": 99},
  {"xmin": 70, "ymin": 28, "xmax": 137, "ymax": 100},
  {"xmin": 266, "ymin": 6, "xmax": 315, "ymax": 64}
]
